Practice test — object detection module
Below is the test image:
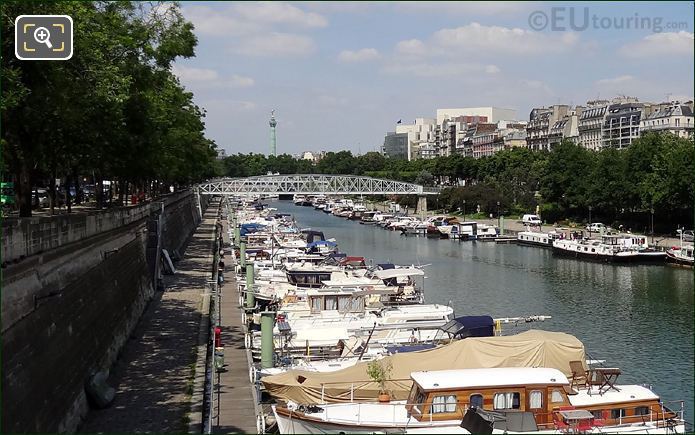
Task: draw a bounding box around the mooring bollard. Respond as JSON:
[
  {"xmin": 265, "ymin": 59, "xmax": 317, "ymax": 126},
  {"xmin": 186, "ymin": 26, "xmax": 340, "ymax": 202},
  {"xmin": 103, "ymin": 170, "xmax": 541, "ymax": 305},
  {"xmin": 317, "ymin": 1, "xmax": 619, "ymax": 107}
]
[
  {"xmin": 245, "ymin": 261, "xmax": 255, "ymax": 309},
  {"xmin": 261, "ymin": 311, "xmax": 275, "ymax": 369}
]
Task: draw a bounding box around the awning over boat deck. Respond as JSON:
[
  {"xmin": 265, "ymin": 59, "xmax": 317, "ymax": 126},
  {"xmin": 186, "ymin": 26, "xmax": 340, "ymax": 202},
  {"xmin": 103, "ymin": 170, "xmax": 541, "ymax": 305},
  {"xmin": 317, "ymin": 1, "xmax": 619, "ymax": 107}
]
[
  {"xmin": 440, "ymin": 315, "xmax": 495, "ymax": 338},
  {"xmin": 262, "ymin": 330, "xmax": 587, "ymax": 405},
  {"xmin": 306, "ymin": 240, "xmax": 337, "ymax": 249},
  {"xmin": 372, "ymin": 268, "xmax": 425, "ymax": 279}
]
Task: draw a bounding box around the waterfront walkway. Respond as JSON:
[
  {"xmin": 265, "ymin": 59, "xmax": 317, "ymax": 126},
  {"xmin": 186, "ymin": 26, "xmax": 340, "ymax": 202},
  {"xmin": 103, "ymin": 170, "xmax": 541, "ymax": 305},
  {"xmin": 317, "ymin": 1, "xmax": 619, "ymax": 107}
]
[
  {"xmin": 80, "ymin": 199, "xmax": 220, "ymax": 433},
  {"xmin": 212, "ymin": 218, "xmax": 257, "ymax": 434}
]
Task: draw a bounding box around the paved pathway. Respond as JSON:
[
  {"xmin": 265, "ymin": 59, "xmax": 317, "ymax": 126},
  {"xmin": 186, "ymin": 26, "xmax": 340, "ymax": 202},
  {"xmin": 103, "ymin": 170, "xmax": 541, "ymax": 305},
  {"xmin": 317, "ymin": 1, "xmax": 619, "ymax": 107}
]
[
  {"xmin": 80, "ymin": 200, "xmax": 219, "ymax": 433},
  {"xmin": 212, "ymin": 218, "xmax": 258, "ymax": 434}
]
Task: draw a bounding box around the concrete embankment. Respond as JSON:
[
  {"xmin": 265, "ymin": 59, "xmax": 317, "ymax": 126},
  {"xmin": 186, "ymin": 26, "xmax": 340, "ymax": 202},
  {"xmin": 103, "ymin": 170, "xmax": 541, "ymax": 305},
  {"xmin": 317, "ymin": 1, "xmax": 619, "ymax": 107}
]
[{"xmin": 1, "ymin": 190, "xmax": 209, "ymax": 433}]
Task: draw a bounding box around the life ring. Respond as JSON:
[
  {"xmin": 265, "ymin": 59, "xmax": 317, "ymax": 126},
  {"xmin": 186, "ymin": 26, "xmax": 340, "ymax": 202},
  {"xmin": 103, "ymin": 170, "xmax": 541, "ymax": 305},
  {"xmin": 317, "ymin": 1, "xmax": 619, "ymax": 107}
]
[
  {"xmin": 241, "ymin": 311, "xmax": 247, "ymax": 324},
  {"xmin": 244, "ymin": 333, "xmax": 251, "ymax": 349},
  {"xmin": 256, "ymin": 414, "xmax": 266, "ymax": 434},
  {"xmin": 249, "ymin": 364, "xmax": 257, "ymax": 383}
]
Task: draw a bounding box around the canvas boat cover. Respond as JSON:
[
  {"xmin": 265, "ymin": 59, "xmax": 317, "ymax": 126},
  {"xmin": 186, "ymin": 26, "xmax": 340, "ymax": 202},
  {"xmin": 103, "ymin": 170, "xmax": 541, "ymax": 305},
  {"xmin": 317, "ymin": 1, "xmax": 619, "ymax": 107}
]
[{"xmin": 262, "ymin": 330, "xmax": 586, "ymax": 404}]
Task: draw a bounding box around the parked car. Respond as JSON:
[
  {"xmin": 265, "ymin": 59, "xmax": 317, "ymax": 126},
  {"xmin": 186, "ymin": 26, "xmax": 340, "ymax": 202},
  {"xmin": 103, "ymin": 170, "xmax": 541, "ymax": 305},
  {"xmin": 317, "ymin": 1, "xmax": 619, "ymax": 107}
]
[
  {"xmin": 677, "ymin": 229, "xmax": 694, "ymax": 242},
  {"xmin": 586, "ymin": 222, "xmax": 606, "ymax": 232},
  {"xmin": 521, "ymin": 214, "xmax": 542, "ymax": 225},
  {"xmin": 32, "ymin": 188, "xmax": 49, "ymax": 208}
]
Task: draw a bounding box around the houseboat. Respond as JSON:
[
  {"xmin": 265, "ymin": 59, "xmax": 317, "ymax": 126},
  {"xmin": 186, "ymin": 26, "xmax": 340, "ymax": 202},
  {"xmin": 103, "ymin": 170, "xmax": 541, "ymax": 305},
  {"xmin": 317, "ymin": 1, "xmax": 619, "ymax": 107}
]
[
  {"xmin": 517, "ymin": 230, "xmax": 561, "ymax": 248},
  {"xmin": 553, "ymin": 234, "xmax": 665, "ymax": 263},
  {"xmin": 273, "ymin": 366, "xmax": 686, "ymax": 434}
]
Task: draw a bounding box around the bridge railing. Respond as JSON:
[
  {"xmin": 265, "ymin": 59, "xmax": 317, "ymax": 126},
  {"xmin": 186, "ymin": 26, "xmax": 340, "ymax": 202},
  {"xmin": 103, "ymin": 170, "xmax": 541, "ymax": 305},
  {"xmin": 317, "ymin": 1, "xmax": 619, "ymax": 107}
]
[{"xmin": 198, "ymin": 174, "xmax": 439, "ymax": 196}]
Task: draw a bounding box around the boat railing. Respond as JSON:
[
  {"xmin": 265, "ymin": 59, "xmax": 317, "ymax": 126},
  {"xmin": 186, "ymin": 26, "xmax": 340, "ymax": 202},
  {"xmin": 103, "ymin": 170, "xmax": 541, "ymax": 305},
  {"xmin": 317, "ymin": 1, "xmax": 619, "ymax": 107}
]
[
  {"xmin": 318, "ymin": 378, "xmax": 414, "ymax": 404},
  {"xmin": 319, "ymin": 400, "xmax": 435, "ymax": 426}
]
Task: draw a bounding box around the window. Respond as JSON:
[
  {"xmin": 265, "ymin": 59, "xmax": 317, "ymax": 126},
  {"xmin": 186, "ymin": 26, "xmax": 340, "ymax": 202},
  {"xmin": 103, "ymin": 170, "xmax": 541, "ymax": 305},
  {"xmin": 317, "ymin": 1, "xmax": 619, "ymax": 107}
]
[
  {"xmin": 324, "ymin": 296, "xmax": 338, "ymax": 310},
  {"xmin": 551, "ymin": 389, "xmax": 564, "ymax": 403},
  {"xmin": 337, "ymin": 296, "xmax": 351, "ymax": 312},
  {"xmin": 412, "ymin": 389, "xmax": 426, "ymax": 414},
  {"xmin": 310, "ymin": 297, "xmax": 321, "ymax": 312},
  {"xmin": 493, "ymin": 392, "xmax": 521, "ymax": 410},
  {"xmin": 470, "ymin": 394, "xmax": 483, "ymax": 409},
  {"xmin": 529, "ymin": 390, "xmax": 543, "ymax": 409},
  {"xmin": 611, "ymin": 409, "xmax": 625, "ymax": 419},
  {"xmin": 635, "ymin": 406, "xmax": 650, "ymax": 416},
  {"xmin": 432, "ymin": 395, "xmax": 458, "ymax": 414},
  {"xmin": 591, "ymin": 410, "xmax": 604, "ymax": 419}
]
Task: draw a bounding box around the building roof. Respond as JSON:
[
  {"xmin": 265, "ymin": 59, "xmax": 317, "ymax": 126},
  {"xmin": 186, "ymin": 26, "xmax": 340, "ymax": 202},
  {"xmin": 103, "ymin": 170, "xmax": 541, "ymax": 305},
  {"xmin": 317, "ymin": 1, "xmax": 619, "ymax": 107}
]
[
  {"xmin": 644, "ymin": 104, "xmax": 694, "ymax": 120},
  {"xmin": 411, "ymin": 367, "xmax": 569, "ymax": 391},
  {"xmin": 580, "ymin": 106, "xmax": 607, "ymax": 120}
]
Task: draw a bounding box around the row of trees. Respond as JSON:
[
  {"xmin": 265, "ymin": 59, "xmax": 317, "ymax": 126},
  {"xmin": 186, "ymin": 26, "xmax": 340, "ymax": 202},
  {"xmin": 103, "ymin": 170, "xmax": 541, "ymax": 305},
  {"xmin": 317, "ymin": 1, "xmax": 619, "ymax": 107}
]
[
  {"xmin": 2, "ymin": 1, "xmax": 219, "ymax": 216},
  {"xmin": 220, "ymin": 133, "xmax": 693, "ymax": 229}
]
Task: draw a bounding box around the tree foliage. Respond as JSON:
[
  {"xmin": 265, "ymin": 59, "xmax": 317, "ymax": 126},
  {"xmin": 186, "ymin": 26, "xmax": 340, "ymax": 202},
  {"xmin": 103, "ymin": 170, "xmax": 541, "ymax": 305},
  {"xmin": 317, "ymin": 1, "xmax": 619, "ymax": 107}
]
[{"xmin": 1, "ymin": 1, "xmax": 219, "ymax": 216}]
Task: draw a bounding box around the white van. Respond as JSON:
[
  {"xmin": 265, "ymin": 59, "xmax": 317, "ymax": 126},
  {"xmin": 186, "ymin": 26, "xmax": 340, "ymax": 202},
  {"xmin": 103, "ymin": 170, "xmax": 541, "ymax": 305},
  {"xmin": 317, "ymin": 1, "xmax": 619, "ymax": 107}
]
[{"xmin": 522, "ymin": 214, "xmax": 542, "ymax": 225}]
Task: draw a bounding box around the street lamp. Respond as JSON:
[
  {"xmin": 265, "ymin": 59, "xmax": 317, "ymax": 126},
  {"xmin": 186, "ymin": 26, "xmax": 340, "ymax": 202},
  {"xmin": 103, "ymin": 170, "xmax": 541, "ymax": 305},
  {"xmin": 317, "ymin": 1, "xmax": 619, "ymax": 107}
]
[
  {"xmin": 650, "ymin": 207, "xmax": 654, "ymax": 245},
  {"xmin": 462, "ymin": 200, "xmax": 466, "ymax": 221},
  {"xmin": 588, "ymin": 205, "xmax": 592, "ymax": 238},
  {"xmin": 496, "ymin": 201, "xmax": 501, "ymax": 228}
]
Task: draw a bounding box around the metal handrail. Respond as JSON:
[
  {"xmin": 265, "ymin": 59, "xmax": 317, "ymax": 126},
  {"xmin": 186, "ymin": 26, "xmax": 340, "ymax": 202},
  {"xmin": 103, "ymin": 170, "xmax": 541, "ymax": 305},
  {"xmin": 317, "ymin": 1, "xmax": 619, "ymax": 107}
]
[{"xmin": 202, "ymin": 215, "xmax": 221, "ymax": 434}]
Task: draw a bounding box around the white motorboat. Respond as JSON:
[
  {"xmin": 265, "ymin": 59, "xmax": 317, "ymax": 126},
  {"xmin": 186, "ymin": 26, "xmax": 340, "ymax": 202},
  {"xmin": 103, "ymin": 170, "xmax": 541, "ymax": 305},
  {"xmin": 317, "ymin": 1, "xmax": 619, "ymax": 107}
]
[{"xmin": 666, "ymin": 244, "xmax": 694, "ymax": 267}]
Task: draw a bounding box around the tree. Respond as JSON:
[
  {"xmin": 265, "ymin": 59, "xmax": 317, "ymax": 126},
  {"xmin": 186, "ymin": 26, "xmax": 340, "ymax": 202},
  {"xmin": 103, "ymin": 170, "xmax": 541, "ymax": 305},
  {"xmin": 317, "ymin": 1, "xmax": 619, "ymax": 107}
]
[{"xmin": 1, "ymin": 1, "xmax": 215, "ymax": 216}]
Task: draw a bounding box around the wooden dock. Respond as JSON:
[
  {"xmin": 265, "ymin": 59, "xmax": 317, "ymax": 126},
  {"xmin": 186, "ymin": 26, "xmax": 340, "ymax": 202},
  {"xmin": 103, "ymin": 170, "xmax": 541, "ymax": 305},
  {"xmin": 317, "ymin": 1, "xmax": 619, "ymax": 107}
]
[{"xmin": 212, "ymin": 220, "xmax": 259, "ymax": 434}]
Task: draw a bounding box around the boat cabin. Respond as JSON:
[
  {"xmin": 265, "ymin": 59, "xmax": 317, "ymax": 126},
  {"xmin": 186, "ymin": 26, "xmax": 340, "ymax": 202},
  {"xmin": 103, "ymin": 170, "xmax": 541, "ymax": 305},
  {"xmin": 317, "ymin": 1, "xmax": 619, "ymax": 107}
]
[
  {"xmin": 306, "ymin": 287, "xmax": 366, "ymax": 313},
  {"xmin": 404, "ymin": 367, "xmax": 674, "ymax": 430}
]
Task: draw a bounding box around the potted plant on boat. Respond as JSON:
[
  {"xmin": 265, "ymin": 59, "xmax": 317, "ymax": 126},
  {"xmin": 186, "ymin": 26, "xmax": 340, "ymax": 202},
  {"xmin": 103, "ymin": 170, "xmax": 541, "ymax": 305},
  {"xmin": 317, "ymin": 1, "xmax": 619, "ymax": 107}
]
[{"xmin": 367, "ymin": 359, "xmax": 393, "ymax": 403}]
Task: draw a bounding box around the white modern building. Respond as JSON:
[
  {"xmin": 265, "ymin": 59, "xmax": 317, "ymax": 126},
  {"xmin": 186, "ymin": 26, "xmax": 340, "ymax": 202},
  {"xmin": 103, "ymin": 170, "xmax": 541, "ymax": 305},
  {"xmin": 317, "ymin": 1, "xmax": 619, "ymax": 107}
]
[
  {"xmin": 436, "ymin": 107, "xmax": 517, "ymax": 125},
  {"xmin": 395, "ymin": 118, "xmax": 437, "ymax": 160}
]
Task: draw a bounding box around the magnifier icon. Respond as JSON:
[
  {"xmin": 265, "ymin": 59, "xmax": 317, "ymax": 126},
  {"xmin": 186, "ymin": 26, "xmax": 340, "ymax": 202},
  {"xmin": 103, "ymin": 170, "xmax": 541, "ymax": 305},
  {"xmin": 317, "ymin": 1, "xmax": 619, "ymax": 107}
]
[{"xmin": 33, "ymin": 26, "xmax": 53, "ymax": 49}]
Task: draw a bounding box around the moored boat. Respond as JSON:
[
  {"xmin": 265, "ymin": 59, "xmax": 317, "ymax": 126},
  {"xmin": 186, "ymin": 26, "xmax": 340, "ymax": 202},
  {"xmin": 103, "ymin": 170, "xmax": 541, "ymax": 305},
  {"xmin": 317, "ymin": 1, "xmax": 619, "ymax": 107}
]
[
  {"xmin": 272, "ymin": 366, "xmax": 686, "ymax": 434},
  {"xmin": 665, "ymin": 244, "xmax": 694, "ymax": 267}
]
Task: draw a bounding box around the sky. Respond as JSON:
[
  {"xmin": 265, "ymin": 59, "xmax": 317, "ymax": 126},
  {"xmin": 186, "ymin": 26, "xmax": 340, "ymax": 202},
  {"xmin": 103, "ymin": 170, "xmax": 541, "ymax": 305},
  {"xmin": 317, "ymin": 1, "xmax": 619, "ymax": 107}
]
[{"xmin": 171, "ymin": 1, "xmax": 695, "ymax": 155}]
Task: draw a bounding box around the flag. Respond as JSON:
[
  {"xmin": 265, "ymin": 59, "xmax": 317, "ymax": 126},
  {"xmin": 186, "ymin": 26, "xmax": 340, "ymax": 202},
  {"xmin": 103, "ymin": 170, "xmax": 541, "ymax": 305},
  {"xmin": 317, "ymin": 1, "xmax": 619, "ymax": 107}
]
[{"xmin": 396, "ymin": 119, "xmax": 402, "ymax": 124}]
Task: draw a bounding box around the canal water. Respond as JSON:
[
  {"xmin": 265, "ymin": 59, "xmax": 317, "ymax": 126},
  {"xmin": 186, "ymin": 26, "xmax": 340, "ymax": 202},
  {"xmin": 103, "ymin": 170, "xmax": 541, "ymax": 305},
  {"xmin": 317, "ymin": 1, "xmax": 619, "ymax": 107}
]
[{"xmin": 272, "ymin": 200, "xmax": 695, "ymax": 421}]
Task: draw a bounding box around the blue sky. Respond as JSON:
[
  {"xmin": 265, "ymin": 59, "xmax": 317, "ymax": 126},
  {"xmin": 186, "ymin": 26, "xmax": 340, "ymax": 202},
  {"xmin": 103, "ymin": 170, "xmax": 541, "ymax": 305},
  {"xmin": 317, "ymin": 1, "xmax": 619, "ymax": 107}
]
[{"xmin": 172, "ymin": 1, "xmax": 694, "ymax": 155}]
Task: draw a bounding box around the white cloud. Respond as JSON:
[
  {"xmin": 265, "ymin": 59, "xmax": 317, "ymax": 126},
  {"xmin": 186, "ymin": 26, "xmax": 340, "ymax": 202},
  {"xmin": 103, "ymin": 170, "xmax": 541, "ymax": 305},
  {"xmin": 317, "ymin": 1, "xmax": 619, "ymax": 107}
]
[
  {"xmin": 227, "ymin": 75, "xmax": 255, "ymax": 88},
  {"xmin": 183, "ymin": 2, "xmax": 327, "ymax": 36},
  {"xmin": 301, "ymin": 2, "xmax": 372, "ymax": 14},
  {"xmin": 520, "ymin": 79, "xmax": 553, "ymax": 94},
  {"xmin": 184, "ymin": 6, "xmax": 261, "ymax": 36},
  {"xmin": 205, "ymin": 99, "xmax": 258, "ymax": 112},
  {"xmin": 233, "ymin": 2, "xmax": 327, "ymax": 28},
  {"xmin": 172, "ymin": 65, "xmax": 255, "ymax": 88},
  {"xmin": 381, "ymin": 61, "xmax": 501, "ymax": 78},
  {"xmin": 596, "ymin": 75, "xmax": 635, "ymax": 86},
  {"xmin": 393, "ymin": 1, "xmax": 534, "ymax": 16},
  {"xmin": 619, "ymin": 31, "xmax": 694, "ymax": 58},
  {"xmin": 338, "ymin": 48, "xmax": 381, "ymax": 63},
  {"xmin": 485, "ymin": 65, "xmax": 501, "ymax": 74},
  {"xmin": 172, "ymin": 65, "xmax": 219, "ymax": 82},
  {"xmin": 232, "ymin": 32, "xmax": 316, "ymax": 57},
  {"xmin": 317, "ymin": 95, "xmax": 349, "ymax": 107},
  {"xmin": 431, "ymin": 23, "xmax": 577, "ymax": 55},
  {"xmin": 395, "ymin": 39, "xmax": 427, "ymax": 57}
]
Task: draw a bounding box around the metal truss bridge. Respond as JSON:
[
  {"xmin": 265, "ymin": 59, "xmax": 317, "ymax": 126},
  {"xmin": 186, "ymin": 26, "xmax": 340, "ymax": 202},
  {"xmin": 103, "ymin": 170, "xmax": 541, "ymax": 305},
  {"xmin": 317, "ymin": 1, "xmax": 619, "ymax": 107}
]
[{"xmin": 197, "ymin": 174, "xmax": 439, "ymax": 196}]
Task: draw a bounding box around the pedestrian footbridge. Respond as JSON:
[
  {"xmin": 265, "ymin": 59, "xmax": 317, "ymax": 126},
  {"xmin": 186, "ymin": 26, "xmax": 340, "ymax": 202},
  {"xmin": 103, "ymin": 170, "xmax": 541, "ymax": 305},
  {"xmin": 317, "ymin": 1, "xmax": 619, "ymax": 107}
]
[{"xmin": 197, "ymin": 174, "xmax": 439, "ymax": 196}]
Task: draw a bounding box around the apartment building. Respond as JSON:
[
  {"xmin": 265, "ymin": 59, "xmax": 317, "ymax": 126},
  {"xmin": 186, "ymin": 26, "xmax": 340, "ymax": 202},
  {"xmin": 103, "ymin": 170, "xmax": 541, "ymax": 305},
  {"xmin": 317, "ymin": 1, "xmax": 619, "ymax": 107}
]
[{"xmin": 640, "ymin": 103, "xmax": 694, "ymax": 139}]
